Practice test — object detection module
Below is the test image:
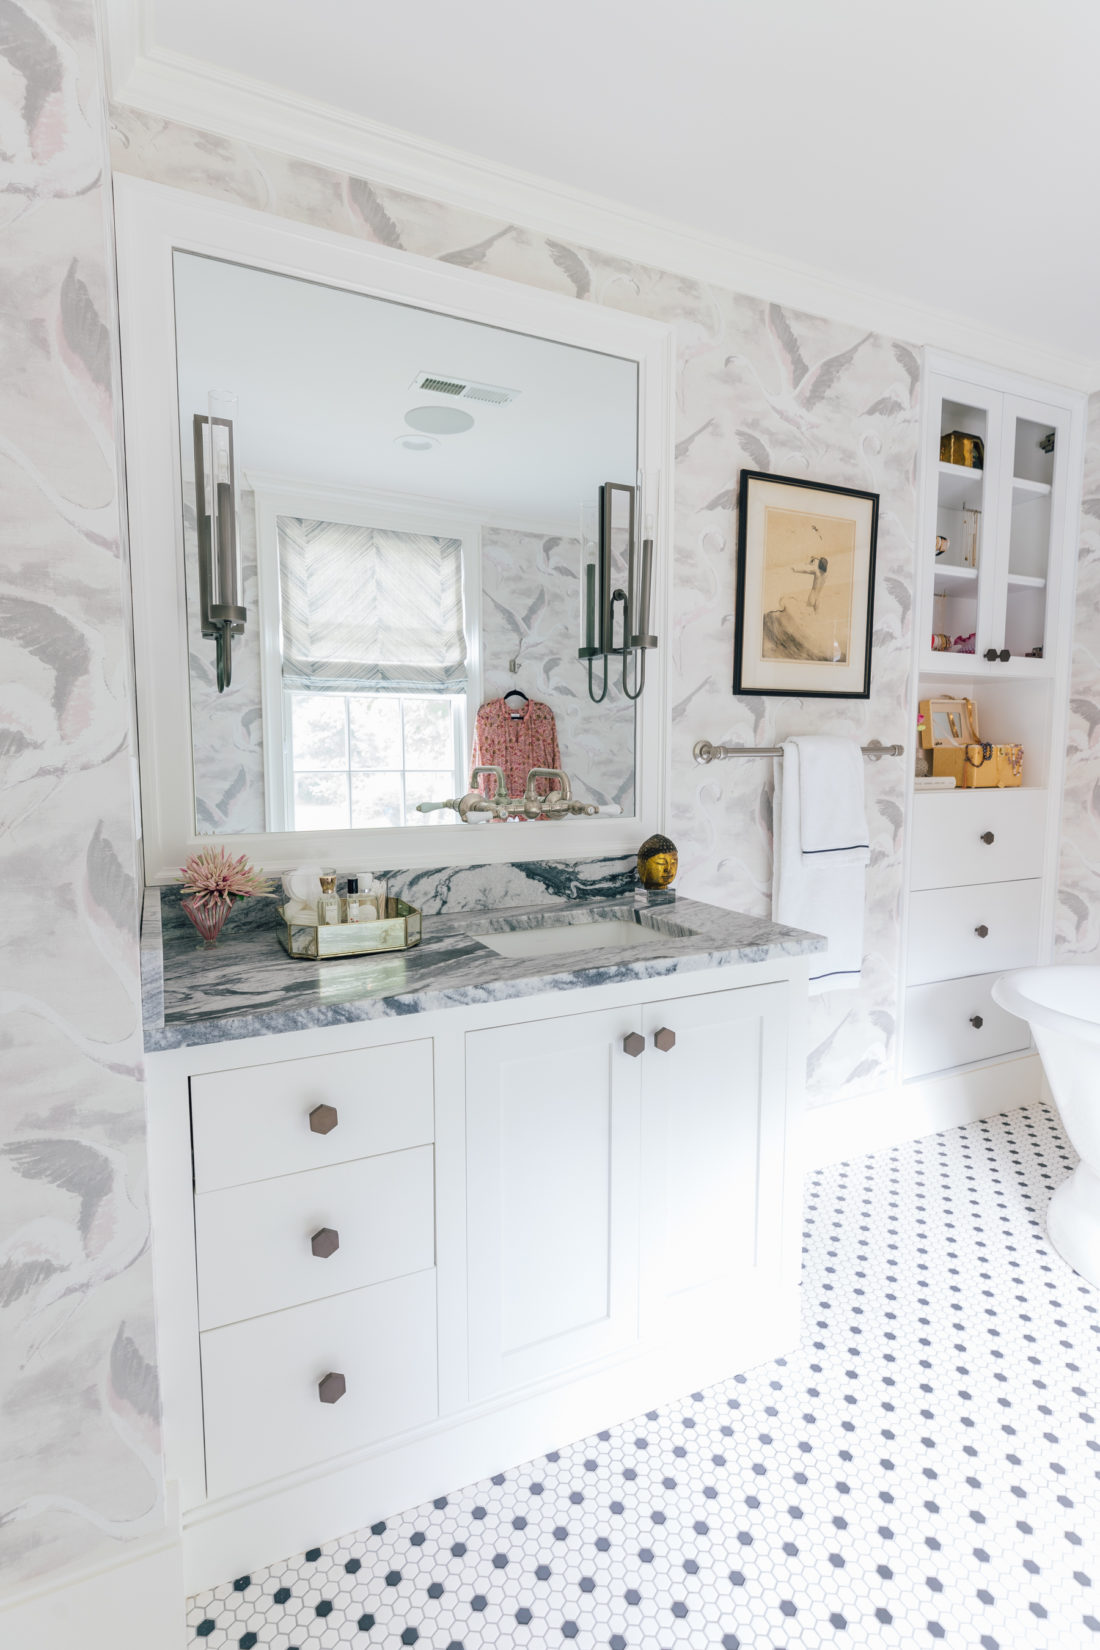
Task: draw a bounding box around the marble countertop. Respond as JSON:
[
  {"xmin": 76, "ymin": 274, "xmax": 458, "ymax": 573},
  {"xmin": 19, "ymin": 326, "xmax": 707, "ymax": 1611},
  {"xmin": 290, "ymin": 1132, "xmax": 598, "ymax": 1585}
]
[{"xmin": 142, "ymin": 886, "xmax": 825, "ymax": 1053}]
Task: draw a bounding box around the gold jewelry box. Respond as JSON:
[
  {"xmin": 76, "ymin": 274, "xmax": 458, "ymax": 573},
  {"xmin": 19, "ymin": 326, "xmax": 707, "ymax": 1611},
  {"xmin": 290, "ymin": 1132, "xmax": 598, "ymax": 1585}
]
[
  {"xmin": 279, "ymin": 898, "xmax": 422, "ymax": 960},
  {"xmin": 939, "ymin": 430, "xmax": 984, "ymax": 469}
]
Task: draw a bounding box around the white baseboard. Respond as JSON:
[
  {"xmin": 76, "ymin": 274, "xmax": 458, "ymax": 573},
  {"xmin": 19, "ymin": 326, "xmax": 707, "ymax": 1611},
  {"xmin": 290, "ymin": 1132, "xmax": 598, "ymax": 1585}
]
[
  {"xmin": 0, "ymin": 1509, "xmax": 185, "ymax": 1650},
  {"xmin": 181, "ymin": 1292, "xmax": 798, "ymax": 1595},
  {"xmin": 802, "ymin": 1052, "xmax": 1044, "ymax": 1170}
]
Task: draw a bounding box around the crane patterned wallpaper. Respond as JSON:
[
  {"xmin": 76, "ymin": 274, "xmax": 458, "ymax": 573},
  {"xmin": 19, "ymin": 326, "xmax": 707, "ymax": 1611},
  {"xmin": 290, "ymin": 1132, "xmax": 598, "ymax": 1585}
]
[
  {"xmin": 109, "ymin": 106, "xmax": 922, "ymax": 1101},
  {"xmin": 1058, "ymin": 392, "xmax": 1100, "ymax": 955},
  {"xmin": 0, "ymin": 0, "xmax": 161, "ymax": 1593}
]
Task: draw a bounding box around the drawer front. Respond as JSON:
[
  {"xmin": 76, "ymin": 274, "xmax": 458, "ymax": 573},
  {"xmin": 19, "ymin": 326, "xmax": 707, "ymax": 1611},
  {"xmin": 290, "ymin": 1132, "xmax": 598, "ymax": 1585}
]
[
  {"xmin": 201, "ymin": 1269, "xmax": 438, "ymax": 1499},
  {"xmin": 195, "ymin": 1146, "xmax": 435, "ymax": 1330},
  {"xmin": 907, "ymin": 879, "xmax": 1042, "ymax": 986},
  {"xmin": 903, "ymin": 972, "xmax": 1030, "ymax": 1080},
  {"xmin": 191, "ymin": 1039, "xmax": 434, "ymax": 1192},
  {"xmin": 910, "ymin": 789, "xmax": 1046, "ymax": 890}
]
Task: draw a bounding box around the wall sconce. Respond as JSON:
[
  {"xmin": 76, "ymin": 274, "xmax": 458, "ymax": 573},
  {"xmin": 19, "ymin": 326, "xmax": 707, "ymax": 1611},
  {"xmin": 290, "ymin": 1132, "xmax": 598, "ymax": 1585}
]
[
  {"xmin": 578, "ymin": 481, "xmax": 658, "ymax": 704},
  {"xmin": 193, "ymin": 390, "xmax": 245, "ymax": 692}
]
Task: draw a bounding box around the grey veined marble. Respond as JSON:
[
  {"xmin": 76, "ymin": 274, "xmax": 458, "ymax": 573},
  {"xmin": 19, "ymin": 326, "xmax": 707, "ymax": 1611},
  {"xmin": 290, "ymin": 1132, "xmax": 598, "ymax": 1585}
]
[{"xmin": 142, "ymin": 871, "xmax": 823, "ymax": 1052}]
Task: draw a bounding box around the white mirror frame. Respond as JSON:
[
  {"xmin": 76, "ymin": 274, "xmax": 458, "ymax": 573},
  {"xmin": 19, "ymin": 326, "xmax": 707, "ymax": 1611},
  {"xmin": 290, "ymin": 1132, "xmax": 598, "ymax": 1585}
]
[{"xmin": 114, "ymin": 176, "xmax": 674, "ymax": 882}]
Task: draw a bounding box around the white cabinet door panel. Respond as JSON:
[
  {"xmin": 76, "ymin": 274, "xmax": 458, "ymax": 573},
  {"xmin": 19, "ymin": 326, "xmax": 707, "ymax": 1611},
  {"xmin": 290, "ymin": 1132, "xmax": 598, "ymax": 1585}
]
[
  {"xmin": 200, "ymin": 1269, "xmax": 437, "ymax": 1500},
  {"xmin": 910, "ymin": 790, "xmax": 1045, "ymax": 891},
  {"xmin": 195, "ymin": 1146, "xmax": 435, "ymax": 1330},
  {"xmin": 903, "ymin": 972, "xmax": 1030, "ymax": 1079},
  {"xmin": 907, "ymin": 880, "xmax": 1042, "ymax": 986},
  {"xmin": 640, "ymin": 983, "xmax": 789, "ymax": 1323},
  {"xmin": 191, "ymin": 1039, "xmax": 434, "ymax": 1192},
  {"xmin": 465, "ymin": 1007, "xmax": 642, "ymax": 1401}
]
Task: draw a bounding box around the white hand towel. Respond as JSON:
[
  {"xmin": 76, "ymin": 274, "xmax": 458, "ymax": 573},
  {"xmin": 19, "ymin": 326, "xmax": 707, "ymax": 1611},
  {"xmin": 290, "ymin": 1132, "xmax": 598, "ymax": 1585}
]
[{"xmin": 773, "ymin": 736, "xmax": 869, "ymax": 995}]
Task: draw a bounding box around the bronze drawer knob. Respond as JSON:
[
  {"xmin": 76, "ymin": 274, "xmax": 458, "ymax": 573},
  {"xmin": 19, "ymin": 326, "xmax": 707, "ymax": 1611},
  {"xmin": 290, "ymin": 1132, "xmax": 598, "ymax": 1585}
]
[
  {"xmin": 979, "ymin": 831, "xmax": 995, "ymax": 845},
  {"xmin": 318, "ymin": 1371, "xmax": 346, "ymax": 1404},
  {"xmin": 311, "ymin": 1227, "xmax": 340, "ymax": 1259},
  {"xmin": 654, "ymin": 1027, "xmax": 676, "ymax": 1053},
  {"xmin": 974, "ymin": 925, "xmax": 989, "ymax": 938},
  {"xmin": 309, "ymin": 1103, "xmax": 339, "ymax": 1135},
  {"xmin": 984, "ymin": 648, "xmax": 999, "ymax": 662},
  {"xmin": 999, "ymin": 648, "xmax": 1010, "ymax": 662},
  {"xmin": 622, "ymin": 1032, "xmax": 645, "ymax": 1058},
  {"xmin": 970, "ymin": 1014, "xmax": 984, "ymax": 1029}
]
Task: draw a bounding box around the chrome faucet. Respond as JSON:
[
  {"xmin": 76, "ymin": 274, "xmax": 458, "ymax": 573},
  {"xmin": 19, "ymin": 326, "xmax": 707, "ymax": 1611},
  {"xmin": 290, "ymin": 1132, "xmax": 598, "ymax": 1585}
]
[{"xmin": 416, "ymin": 767, "xmax": 598, "ymax": 822}]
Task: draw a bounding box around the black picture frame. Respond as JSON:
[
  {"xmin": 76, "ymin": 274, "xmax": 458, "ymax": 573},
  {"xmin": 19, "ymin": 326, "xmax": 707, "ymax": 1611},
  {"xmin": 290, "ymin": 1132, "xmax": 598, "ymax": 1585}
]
[{"xmin": 732, "ymin": 470, "xmax": 879, "ymax": 700}]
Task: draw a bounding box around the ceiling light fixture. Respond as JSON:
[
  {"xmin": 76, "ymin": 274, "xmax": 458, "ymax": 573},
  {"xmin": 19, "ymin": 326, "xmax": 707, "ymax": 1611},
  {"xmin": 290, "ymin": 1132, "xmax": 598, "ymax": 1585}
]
[{"xmin": 404, "ymin": 405, "xmax": 475, "ymax": 436}]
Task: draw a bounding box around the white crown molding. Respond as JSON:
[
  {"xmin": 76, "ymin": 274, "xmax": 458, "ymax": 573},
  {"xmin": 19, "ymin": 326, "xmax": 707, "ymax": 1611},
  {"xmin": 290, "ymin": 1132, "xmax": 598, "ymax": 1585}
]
[{"xmin": 103, "ymin": 2, "xmax": 1099, "ymax": 392}]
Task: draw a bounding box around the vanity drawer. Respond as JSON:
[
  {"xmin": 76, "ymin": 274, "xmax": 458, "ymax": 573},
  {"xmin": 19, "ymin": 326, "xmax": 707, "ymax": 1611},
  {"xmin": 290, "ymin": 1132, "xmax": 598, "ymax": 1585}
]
[
  {"xmin": 194, "ymin": 1146, "xmax": 435, "ymax": 1330},
  {"xmin": 201, "ymin": 1268, "xmax": 438, "ymax": 1500},
  {"xmin": 910, "ymin": 789, "xmax": 1046, "ymax": 890},
  {"xmin": 190, "ymin": 1038, "xmax": 434, "ymax": 1193},
  {"xmin": 907, "ymin": 879, "xmax": 1042, "ymax": 986},
  {"xmin": 903, "ymin": 971, "xmax": 1030, "ymax": 1080}
]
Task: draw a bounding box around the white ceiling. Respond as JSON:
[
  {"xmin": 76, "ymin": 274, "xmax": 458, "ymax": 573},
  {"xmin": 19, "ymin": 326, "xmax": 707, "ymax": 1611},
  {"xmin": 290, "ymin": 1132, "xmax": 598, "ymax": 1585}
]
[
  {"xmin": 119, "ymin": 0, "xmax": 1100, "ymax": 377},
  {"xmin": 173, "ymin": 251, "xmax": 637, "ymax": 517}
]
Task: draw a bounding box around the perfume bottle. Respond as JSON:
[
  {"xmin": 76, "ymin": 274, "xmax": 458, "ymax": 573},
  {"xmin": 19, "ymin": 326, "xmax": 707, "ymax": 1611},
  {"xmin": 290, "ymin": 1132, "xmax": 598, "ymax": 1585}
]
[
  {"xmin": 317, "ymin": 874, "xmax": 340, "ymax": 925},
  {"xmin": 344, "ymin": 876, "xmax": 366, "ymax": 923}
]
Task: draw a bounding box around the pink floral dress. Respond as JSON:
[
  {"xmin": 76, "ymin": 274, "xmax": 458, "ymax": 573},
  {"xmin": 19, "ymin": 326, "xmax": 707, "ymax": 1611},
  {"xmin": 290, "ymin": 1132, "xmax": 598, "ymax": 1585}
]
[{"xmin": 470, "ymin": 698, "xmax": 563, "ymax": 799}]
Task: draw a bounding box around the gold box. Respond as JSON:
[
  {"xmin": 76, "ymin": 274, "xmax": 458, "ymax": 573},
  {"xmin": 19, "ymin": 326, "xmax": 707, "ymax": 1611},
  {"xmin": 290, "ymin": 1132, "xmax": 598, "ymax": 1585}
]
[
  {"xmin": 931, "ymin": 744, "xmax": 1023, "ymax": 788},
  {"xmin": 278, "ymin": 898, "xmax": 423, "ymax": 960},
  {"xmin": 939, "ymin": 430, "xmax": 984, "ymax": 469}
]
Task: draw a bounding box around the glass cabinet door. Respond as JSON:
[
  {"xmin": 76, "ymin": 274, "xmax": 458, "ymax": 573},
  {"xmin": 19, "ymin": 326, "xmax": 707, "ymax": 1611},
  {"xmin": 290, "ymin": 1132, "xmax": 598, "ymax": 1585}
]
[
  {"xmin": 989, "ymin": 394, "xmax": 1069, "ymax": 671},
  {"xmin": 923, "ymin": 377, "xmax": 1003, "ymax": 672}
]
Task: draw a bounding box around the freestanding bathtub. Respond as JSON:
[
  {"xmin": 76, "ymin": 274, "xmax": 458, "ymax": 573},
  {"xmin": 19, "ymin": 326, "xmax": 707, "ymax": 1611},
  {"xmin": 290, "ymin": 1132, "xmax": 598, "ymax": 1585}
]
[{"xmin": 993, "ymin": 966, "xmax": 1100, "ymax": 1288}]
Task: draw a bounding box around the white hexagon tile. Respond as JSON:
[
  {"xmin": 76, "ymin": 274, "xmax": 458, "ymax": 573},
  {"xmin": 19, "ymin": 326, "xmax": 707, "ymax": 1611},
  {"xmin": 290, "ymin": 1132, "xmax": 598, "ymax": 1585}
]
[{"xmin": 187, "ymin": 1103, "xmax": 1098, "ymax": 1649}]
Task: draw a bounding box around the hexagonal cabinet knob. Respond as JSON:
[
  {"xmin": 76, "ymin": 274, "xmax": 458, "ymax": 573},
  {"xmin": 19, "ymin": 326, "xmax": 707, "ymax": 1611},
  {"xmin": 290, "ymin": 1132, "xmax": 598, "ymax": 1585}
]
[
  {"xmin": 653, "ymin": 1027, "xmax": 676, "ymax": 1053},
  {"xmin": 311, "ymin": 1226, "xmax": 340, "ymax": 1259},
  {"xmin": 318, "ymin": 1371, "xmax": 346, "ymax": 1404},
  {"xmin": 309, "ymin": 1103, "xmax": 339, "ymax": 1135},
  {"xmin": 622, "ymin": 1032, "xmax": 645, "ymax": 1058}
]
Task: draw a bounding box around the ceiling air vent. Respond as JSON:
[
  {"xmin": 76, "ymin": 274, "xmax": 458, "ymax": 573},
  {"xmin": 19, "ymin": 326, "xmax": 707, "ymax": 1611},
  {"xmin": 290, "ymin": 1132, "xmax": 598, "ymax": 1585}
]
[{"xmin": 413, "ymin": 371, "xmax": 519, "ymax": 406}]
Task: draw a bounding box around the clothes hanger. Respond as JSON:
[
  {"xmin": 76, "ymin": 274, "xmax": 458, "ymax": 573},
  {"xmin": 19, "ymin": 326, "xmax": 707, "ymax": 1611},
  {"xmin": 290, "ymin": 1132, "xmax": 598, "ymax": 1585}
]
[{"xmin": 502, "ymin": 687, "xmax": 529, "ymax": 719}]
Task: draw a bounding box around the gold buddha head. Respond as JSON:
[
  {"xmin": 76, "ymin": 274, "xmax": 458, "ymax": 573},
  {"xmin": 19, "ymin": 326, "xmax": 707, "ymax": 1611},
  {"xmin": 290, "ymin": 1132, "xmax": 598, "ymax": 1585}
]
[{"xmin": 637, "ymin": 833, "xmax": 678, "ymax": 890}]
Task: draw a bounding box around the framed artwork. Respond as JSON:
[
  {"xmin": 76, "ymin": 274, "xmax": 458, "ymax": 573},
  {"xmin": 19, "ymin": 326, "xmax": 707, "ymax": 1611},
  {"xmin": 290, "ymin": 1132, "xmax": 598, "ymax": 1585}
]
[{"xmin": 733, "ymin": 471, "xmax": 880, "ymax": 699}]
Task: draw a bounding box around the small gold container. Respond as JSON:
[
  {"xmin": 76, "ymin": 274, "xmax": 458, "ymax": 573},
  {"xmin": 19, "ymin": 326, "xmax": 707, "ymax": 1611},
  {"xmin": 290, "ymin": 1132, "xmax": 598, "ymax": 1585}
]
[
  {"xmin": 279, "ymin": 898, "xmax": 422, "ymax": 960},
  {"xmin": 939, "ymin": 430, "xmax": 984, "ymax": 469},
  {"xmin": 637, "ymin": 833, "xmax": 678, "ymax": 890}
]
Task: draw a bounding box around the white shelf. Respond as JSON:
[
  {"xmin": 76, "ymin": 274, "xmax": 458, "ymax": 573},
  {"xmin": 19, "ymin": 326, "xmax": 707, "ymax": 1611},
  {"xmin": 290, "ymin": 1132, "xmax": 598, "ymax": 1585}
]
[
  {"xmin": 937, "ymin": 461, "xmax": 984, "ymax": 510},
  {"xmin": 933, "ymin": 562, "xmax": 977, "ymax": 596},
  {"xmin": 1006, "ymin": 571, "xmax": 1046, "ymax": 590},
  {"xmin": 1011, "ymin": 476, "xmax": 1051, "ymax": 505}
]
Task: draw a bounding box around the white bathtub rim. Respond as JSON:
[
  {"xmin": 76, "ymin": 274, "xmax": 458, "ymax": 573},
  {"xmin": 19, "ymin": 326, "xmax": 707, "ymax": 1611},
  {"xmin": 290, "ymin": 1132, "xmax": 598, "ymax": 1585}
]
[{"xmin": 992, "ymin": 966, "xmax": 1100, "ymax": 1047}]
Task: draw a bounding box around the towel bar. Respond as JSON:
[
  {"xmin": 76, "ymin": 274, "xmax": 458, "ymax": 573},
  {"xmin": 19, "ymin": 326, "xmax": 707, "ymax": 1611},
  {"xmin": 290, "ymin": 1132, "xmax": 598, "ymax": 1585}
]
[{"xmin": 694, "ymin": 739, "xmax": 904, "ymax": 764}]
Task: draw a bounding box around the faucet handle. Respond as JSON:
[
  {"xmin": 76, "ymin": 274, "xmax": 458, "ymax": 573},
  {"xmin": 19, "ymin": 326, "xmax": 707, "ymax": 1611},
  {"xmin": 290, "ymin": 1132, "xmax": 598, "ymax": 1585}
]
[{"xmin": 523, "ymin": 767, "xmax": 572, "ymax": 805}]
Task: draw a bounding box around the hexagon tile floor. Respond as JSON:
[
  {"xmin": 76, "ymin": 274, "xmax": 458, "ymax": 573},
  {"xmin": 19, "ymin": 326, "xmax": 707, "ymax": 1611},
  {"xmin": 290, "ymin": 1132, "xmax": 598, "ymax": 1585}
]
[{"xmin": 187, "ymin": 1102, "xmax": 1099, "ymax": 1649}]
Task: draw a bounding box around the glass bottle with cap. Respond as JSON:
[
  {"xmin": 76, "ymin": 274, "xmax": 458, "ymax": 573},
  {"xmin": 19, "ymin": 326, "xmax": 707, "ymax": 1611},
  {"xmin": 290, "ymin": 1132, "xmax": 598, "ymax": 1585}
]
[
  {"xmin": 316, "ymin": 874, "xmax": 340, "ymax": 925},
  {"xmin": 344, "ymin": 875, "xmax": 366, "ymax": 923}
]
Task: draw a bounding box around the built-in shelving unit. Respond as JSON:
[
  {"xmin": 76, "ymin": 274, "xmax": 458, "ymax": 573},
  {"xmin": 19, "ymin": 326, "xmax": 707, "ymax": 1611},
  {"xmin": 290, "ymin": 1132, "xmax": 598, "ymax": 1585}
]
[{"xmin": 899, "ymin": 350, "xmax": 1086, "ymax": 1097}]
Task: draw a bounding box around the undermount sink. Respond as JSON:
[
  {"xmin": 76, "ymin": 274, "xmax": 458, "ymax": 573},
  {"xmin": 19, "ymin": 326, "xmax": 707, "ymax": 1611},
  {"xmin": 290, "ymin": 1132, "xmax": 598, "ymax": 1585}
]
[{"xmin": 469, "ymin": 914, "xmax": 698, "ymax": 959}]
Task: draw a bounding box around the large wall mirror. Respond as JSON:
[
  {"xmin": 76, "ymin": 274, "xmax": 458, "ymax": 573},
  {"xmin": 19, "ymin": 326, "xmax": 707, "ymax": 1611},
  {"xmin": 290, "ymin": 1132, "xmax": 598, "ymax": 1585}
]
[{"xmin": 116, "ymin": 181, "xmax": 673, "ymax": 877}]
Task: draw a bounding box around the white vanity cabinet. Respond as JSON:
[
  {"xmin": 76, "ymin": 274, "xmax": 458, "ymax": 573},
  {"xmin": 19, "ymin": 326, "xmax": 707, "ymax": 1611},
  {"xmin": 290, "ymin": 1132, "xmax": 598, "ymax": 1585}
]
[
  {"xmin": 465, "ymin": 981, "xmax": 789, "ymax": 1403},
  {"xmin": 146, "ymin": 959, "xmax": 807, "ymax": 1592}
]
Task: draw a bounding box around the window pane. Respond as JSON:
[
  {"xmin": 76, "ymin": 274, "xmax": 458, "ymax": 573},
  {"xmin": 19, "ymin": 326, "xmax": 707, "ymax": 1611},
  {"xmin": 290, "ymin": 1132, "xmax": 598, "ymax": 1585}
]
[
  {"xmin": 403, "ymin": 697, "xmax": 455, "ymax": 769},
  {"xmin": 407, "ymin": 770, "xmax": 456, "ymax": 826},
  {"xmin": 291, "ymin": 693, "xmax": 347, "ymax": 770},
  {"xmin": 293, "ymin": 772, "xmax": 349, "ymax": 830},
  {"xmin": 349, "ymin": 695, "xmax": 402, "ymax": 770},
  {"xmin": 351, "ymin": 771, "xmax": 403, "ymax": 828}
]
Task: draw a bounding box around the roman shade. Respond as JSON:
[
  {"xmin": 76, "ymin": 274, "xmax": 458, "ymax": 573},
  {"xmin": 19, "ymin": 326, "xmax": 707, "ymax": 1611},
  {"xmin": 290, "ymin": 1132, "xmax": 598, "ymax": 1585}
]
[{"xmin": 277, "ymin": 515, "xmax": 467, "ymax": 693}]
